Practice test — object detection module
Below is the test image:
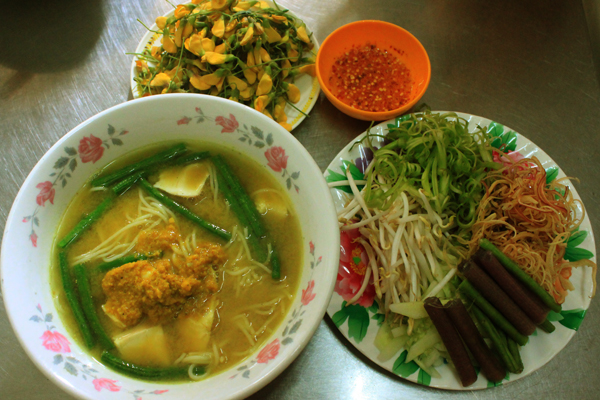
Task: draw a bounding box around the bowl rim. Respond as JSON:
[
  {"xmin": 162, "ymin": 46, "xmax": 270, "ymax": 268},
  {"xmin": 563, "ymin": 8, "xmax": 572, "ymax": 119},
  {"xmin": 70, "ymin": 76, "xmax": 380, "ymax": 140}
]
[
  {"xmin": 1, "ymin": 93, "xmax": 340, "ymax": 400},
  {"xmin": 316, "ymin": 20, "xmax": 431, "ymax": 120}
]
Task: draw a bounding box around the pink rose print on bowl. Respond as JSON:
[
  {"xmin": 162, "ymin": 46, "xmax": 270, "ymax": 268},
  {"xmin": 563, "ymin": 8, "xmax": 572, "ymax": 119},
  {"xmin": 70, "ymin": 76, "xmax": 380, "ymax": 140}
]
[
  {"xmin": 36, "ymin": 181, "xmax": 55, "ymax": 206},
  {"xmin": 215, "ymin": 114, "xmax": 239, "ymax": 133},
  {"xmin": 257, "ymin": 339, "xmax": 280, "ymax": 364},
  {"xmin": 177, "ymin": 116, "xmax": 192, "ymax": 125},
  {"xmin": 92, "ymin": 378, "xmax": 121, "ymax": 392},
  {"xmin": 177, "ymin": 106, "xmax": 302, "ymax": 192},
  {"xmin": 229, "ymin": 239, "xmax": 322, "ymax": 381},
  {"xmin": 265, "ymin": 146, "xmax": 288, "ymax": 172},
  {"xmin": 264, "ymin": 145, "xmax": 300, "ymax": 192},
  {"xmin": 30, "ymin": 232, "xmax": 38, "ymax": 247},
  {"xmin": 78, "ymin": 134, "xmax": 105, "ymax": 163},
  {"xmin": 22, "ymin": 124, "xmax": 127, "ymax": 247},
  {"xmin": 301, "ymin": 280, "xmax": 316, "ymax": 306},
  {"xmin": 31, "ymin": 305, "xmax": 169, "ymax": 396},
  {"xmin": 40, "ymin": 330, "xmax": 71, "ymax": 353},
  {"xmin": 335, "ymin": 229, "xmax": 375, "ymax": 308}
]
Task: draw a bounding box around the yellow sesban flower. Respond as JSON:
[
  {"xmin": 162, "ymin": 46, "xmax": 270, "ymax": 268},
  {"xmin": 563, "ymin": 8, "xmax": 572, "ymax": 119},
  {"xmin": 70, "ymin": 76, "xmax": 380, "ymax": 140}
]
[{"xmin": 134, "ymin": 0, "xmax": 316, "ymax": 126}]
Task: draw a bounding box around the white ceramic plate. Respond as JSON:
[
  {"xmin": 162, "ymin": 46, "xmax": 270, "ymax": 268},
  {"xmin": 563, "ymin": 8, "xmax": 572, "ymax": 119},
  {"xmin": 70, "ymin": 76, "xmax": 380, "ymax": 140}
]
[
  {"xmin": 325, "ymin": 112, "xmax": 596, "ymax": 390},
  {"xmin": 1, "ymin": 94, "xmax": 339, "ymax": 400},
  {"xmin": 130, "ymin": 2, "xmax": 320, "ymax": 131}
]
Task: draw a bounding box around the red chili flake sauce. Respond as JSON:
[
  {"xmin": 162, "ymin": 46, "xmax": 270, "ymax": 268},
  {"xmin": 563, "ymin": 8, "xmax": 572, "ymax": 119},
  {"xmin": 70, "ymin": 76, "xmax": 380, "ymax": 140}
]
[{"xmin": 329, "ymin": 44, "xmax": 412, "ymax": 112}]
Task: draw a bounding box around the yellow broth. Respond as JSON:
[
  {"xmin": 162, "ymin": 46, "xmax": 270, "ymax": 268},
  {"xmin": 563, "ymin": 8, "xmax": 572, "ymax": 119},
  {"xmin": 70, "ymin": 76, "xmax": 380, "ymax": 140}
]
[{"xmin": 51, "ymin": 141, "xmax": 303, "ymax": 380}]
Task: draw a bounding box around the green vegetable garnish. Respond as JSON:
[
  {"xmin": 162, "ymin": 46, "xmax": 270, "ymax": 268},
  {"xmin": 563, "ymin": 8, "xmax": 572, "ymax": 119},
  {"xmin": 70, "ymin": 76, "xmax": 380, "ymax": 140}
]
[{"xmin": 361, "ymin": 111, "xmax": 498, "ymax": 230}]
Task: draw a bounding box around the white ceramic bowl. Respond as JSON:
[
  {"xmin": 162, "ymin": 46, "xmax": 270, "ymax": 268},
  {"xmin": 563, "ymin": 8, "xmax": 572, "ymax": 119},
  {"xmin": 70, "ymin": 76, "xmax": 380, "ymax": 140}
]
[{"xmin": 1, "ymin": 94, "xmax": 339, "ymax": 400}]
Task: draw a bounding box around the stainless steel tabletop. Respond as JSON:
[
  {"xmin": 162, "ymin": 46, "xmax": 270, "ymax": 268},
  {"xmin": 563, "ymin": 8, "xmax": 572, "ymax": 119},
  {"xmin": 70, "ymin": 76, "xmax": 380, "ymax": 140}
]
[{"xmin": 1, "ymin": 0, "xmax": 599, "ymax": 399}]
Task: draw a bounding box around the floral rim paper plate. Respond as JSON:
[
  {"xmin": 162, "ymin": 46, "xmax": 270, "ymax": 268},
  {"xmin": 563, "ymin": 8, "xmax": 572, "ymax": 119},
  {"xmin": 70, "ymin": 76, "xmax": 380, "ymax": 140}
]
[
  {"xmin": 1, "ymin": 94, "xmax": 339, "ymax": 400},
  {"xmin": 325, "ymin": 112, "xmax": 596, "ymax": 390},
  {"xmin": 130, "ymin": 1, "xmax": 320, "ymax": 131}
]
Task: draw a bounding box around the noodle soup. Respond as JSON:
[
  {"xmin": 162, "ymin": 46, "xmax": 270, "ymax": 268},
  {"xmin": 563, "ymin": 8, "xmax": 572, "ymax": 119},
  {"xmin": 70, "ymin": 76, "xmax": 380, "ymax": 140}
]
[{"xmin": 51, "ymin": 141, "xmax": 302, "ymax": 381}]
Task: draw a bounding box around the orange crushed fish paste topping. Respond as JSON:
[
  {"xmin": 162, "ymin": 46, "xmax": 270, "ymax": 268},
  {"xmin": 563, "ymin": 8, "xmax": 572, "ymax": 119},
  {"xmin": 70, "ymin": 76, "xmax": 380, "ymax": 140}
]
[
  {"xmin": 102, "ymin": 223, "xmax": 226, "ymax": 327},
  {"xmin": 135, "ymin": 221, "xmax": 181, "ymax": 253},
  {"xmin": 329, "ymin": 43, "xmax": 413, "ymax": 112}
]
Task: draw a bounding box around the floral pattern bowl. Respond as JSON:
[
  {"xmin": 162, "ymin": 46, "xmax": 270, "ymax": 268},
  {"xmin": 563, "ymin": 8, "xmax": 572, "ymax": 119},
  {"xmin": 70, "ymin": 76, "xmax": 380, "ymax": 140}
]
[{"xmin": 1, "ymin": 94, "xmax": 340, "ymax": 400}]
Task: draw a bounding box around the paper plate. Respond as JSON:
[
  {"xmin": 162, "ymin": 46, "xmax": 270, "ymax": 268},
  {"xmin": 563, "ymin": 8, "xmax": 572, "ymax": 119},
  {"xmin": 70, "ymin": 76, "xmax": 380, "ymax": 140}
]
[{"xmin": 325, "ymin": 111, "xmax": 596, "ymax": 390}]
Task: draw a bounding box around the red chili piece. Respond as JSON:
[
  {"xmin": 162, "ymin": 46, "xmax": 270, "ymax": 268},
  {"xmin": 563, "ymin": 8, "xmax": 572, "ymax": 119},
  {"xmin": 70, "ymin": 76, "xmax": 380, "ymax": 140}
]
[{"xmin": 329, "ymin": 44, "xmax": 412, "ymax": 112}]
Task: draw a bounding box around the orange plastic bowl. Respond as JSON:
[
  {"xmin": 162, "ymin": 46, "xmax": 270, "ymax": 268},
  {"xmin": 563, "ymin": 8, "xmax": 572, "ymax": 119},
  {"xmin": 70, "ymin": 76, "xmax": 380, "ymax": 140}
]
[{"xmin": 316, "ymin": 20, "xmax": 431, "ymax": 121}]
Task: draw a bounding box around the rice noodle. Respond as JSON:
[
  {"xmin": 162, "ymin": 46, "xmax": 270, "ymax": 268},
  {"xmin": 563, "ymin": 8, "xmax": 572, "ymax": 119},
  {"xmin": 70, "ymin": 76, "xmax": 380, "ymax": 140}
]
[
  {"xmin": 181, "ymin": 352, "xmax": 212, "ymax": 365},
  {"xmin": 211, "ymin": 342, "xmax": 220, "ymax": 367},
  {"xmin": 208, "ymin": 162, "xmax": 219, "ymax": 203},
  {"xmin": 234, "ymin": 315, "xmax": 256, "ymax": 346},
  {"xmin": 72, "ymin": 189, "xmax": 180, "ymax": 264},
  {"xmin": 225, "ymin": 267, "xmax": 251, "ymax": 276},
  {"xmin": 188, "ymin": 364, "xmax": 206, "ymax": 381},
  {"xmin": 250, "ymin": 260, "xmax": 272, "ymax": 274}
]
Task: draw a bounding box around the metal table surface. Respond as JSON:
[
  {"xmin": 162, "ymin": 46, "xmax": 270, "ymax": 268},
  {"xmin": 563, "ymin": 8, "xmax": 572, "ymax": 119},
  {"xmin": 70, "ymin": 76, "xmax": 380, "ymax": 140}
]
[{"xmin": 1, "ymin": 0, "xmax": 599, "ymax": 399}]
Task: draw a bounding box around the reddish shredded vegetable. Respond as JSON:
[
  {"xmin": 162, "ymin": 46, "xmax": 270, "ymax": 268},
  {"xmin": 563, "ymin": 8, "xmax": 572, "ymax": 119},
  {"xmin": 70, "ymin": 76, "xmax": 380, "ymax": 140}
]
[{"xmin": 466, "ymin": 156, "xmax": 596, "ymax": 303}]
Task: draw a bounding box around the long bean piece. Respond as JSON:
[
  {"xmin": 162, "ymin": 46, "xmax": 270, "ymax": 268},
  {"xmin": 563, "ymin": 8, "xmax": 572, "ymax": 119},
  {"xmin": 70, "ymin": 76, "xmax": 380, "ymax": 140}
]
[
  {"xmin": 112, "ymin": 172, "xmax": 145, "ymax": 195},
  {"xmin": 538, "ymin": 318, "xmax": 556, "ymax": 333},
  {"xmin": 73, "ymin": 264, "xmax": 114, "ymax": 350},
  {"xmin": 92, "ymin": 143, "xmax": 187, "ymax": 187},
  {"xmin": 270, "ymin": 251, "xmax": 281, "ymax": 280},
  {"xmin": 139, "ymin": 178, "xmax": 231, "ymax": 241},
  {"xmin": 461, "ymin": 260, "xmax": 536, "ymax": 336},
  {"xmin": 444, "ymin": 299, "xmax": 506, "ymax": 383},
  {"xmin": 111, "ymin": 151, "xmax": 210, "ymax": 195},
  {"xmin": 58, "ymin": 196, "xmax": 113, "ymax": 249},
  {"xmin": 97, "ymin": 254, "xmax": 150, "ymax": 273},
  {"xmin": 215, "ymin": 169, "xmax": 267, "ymax": 262},
  {"xmin": 174, "ymin": 151, "xmax": 211, "ymax": 165},
  {"xmin": 479, "ymin": 239, "xmax": 561, "ymax": 313},
  {"xmin": 473, "ymin": 249, "xmax": 549, "ymax": 324},
  {"xmin": 212, "ymin": 155, "xmax": 281, "ymax": 279},
  {"xmin": 507, "ymin": 337, "xmax": 524, "ymax": 374},
  {"xmin": 471, "ymin": 305, "xmax": 519, "ymax": 374},
  {"xmin": 101, "ymin": 351, "xmax": 205, "ymax": 380},
  {"xmin": 59, "ymin": 252, "xmax": 95, "ymax": 349},
  {"xmin": 458, "ymin": 280, "xmax": 528, "ymax": 345},
  {"xmin": 212, "ymin": 155, "xmax": 266, "ymax": 238}
]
